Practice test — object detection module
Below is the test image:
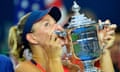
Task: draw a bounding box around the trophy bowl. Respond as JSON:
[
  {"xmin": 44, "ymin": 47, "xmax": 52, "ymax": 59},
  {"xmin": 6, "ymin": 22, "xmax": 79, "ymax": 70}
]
[
  {"xmin": 71, "ymin": 25, "xmax": 101, "ymax": 61},
  {"xmin": 70, "ymin": 25, "xmax": 102, "ymax": 72}
]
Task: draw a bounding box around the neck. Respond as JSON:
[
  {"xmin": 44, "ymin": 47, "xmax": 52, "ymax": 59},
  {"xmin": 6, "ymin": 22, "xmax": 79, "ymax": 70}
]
[{"xmin": 31, "ymin": 45, "xmax": 48, "ymax": 69}]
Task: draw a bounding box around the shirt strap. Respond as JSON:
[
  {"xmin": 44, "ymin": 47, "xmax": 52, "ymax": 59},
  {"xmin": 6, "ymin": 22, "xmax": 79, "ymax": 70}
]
[{"xmin": 30, "ymin": 59, "xmax": 46, "ymax": 72}]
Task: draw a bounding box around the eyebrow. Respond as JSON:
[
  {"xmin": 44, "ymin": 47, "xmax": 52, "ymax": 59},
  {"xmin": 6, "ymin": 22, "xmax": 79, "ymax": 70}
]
[{"xmin": 42, "ymin": 18, "xmax": 50, "ymax": 22}]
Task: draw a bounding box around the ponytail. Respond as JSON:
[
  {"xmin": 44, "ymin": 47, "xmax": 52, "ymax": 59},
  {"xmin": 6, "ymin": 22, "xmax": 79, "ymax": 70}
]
[
  {"xmin": 8, "ymin": 13, "xmax": 31, "ymax": 61},
  {"xmin": 8, "ymin": 26, "xmax": 19, "ymax": 59}
]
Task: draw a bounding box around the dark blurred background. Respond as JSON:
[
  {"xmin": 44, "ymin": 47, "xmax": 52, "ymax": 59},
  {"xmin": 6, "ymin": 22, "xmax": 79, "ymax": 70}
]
[{"xmin": 0, "ymin": 0, "xmax": 120, "ymax": 70}]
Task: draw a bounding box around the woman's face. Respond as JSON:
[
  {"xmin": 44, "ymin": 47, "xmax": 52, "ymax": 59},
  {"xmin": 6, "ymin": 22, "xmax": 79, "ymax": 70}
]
[{"xmin": 31, "ymin": 14, "xmax": 68, "ymax": 47}]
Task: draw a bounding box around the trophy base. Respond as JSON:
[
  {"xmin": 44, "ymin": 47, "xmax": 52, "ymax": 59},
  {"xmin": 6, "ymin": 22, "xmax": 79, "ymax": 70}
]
[
  {"xmin": 83, "ymin": 60, "xmax": 101, "ymax": 72},
  {"xmin": 84, "ymin": 67, "xmax": 101, "ymax": 72}
]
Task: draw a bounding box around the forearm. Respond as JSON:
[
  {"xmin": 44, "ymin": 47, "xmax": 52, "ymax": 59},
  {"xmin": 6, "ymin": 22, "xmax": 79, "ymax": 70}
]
[
  {"xmin": 47, "ymin": 58, "xmax": 64, "ymax": 72},
  {"xmin": 100, "ymin": 49, "xmax": 114, "ymax": 72}
]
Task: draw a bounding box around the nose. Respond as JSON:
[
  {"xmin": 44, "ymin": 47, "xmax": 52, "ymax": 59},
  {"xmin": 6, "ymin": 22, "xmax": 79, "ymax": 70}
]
[{"xmin": 55, "ymin": 24, "xmax": 64, "ymax": 31}]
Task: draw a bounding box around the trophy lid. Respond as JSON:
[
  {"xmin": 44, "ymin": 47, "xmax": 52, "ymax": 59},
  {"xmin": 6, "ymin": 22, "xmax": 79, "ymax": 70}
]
[{"xmin": 67, "ymin": 1, "xmax": 96, "ymax": 29}]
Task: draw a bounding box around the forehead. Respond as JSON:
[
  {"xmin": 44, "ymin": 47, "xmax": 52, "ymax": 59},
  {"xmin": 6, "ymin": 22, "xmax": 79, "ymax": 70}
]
[
  {"xmin": 31, "ymin": 14, "xmax": 56, "ymax": 29},
  {"xmin": 35, "ymin": 14, "xmax": 56, "ymax": 24}
]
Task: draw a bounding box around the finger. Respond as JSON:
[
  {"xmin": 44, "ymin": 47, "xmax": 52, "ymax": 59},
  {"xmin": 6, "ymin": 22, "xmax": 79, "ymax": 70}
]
[
  {"xmin": 108, "ymin": 24, "xmax": 117, "ymax": 30},
  {"xmin": 50, "ymin": 34, "xmax": 57, "ymax": 42},
  {"xmin": 99, "ymin": 19, "xmax": 111, "ymax": 31},
  {"xmin": 104, "ymin": 35, "xmax": 114, "ymax": 40},
  {"xmin": 55, "ymin": 38, "xmax": 61, "ymax": 45},
  {"xmin": 48, "ymin": 34, "xmax": 58, "ymax": 48},
  {"xmin": 104, "ymin": 35, "xmax": 115, "ymax": 45},
  {"xmin": 104, "ymin": 20, "xmax": 111, "ymax": 30},
  {"xmin": 50, "ymin": 34, "xmax": 61, "ymax": 48},
  {"xmin": 104, "ymin": 38, "xmax": 115, "ymax": 49},
  {"xmin": 105, "ymin": 19, "xmax": 111, "ymax": 25},
  {"xmin": 105, "ymin": 23, "xmax": 116, "ymax": 33},
  {"xmin": 98, "ymin": 19, "xmax": 107, "ymax": 31},
  {"xmin": 106, "ymin": 30, "xmax": 115, "ymax": 36},
  {"xmin": 103, "ymin": 37, "xmax": 115, "ymax": 49}
]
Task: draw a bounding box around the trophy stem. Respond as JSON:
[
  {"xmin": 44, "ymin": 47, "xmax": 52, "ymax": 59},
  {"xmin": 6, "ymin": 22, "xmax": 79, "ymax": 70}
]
[{"xmin": 83, "ymin": 60, "xmax": 101, "ymax": 72}]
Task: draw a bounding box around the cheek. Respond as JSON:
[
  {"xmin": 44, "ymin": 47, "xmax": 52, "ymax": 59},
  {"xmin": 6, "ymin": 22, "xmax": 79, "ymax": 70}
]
[{"xmin": 36, "ymin": 30, "xmax": 50, "ymax": 44}]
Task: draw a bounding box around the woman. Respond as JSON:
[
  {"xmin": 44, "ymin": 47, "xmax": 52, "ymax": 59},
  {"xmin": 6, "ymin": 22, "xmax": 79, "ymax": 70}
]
[
  {"xmin": 9, "ymin": 6, "xmax": 81, "ymax": 72},
  {"xmin": 9, "ymin": 6, "xmax": 116, "ymax": 72},
  {"xmin": 9, "ymin": 7, "xmax": 68, "ymax": 72}
]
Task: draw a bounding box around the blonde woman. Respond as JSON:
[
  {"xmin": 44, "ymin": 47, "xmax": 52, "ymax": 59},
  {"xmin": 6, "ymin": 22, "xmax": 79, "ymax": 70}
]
[
  {"xmin": 8, "ymin": 6, "xmax": 116, "ymax": 72},
  {"xmin": 9, "ymin": 6, "xmax": 83, "ymax": 72},
  {"xmin": 8, "ymin": 7, "xmax": 68, "ymax": 72}
]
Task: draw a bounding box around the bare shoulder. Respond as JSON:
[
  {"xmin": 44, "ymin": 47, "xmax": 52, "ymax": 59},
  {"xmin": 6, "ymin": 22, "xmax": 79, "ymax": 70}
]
[{"xmin": 15, "ymin": 61, "xmax": 40, "ymax": 72}]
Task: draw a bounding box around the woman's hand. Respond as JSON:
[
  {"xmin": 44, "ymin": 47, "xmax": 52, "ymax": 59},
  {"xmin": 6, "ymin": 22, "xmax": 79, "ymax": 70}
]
[
  {"xmin": 43, "ymin": 33, "xmax": 62, "ymax": 59},
  {"xmin": 98, "ymin": 19, "xmax": 116, "ymax": 49},
  {"xmin": 98, "ymin": 20, "xmax": 116, "ymax": 72}
]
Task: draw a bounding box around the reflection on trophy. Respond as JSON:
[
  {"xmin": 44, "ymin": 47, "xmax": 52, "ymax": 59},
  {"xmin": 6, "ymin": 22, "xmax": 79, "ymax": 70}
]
[{"xmin": 66, "ymin": 1, "xmax": 103, "ymax": 72}]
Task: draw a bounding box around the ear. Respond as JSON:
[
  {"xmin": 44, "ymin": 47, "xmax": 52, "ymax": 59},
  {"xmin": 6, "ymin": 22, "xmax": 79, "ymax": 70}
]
[{"xmin": 26, "ymin": 33, "xmax": 38, "ymax": 44}]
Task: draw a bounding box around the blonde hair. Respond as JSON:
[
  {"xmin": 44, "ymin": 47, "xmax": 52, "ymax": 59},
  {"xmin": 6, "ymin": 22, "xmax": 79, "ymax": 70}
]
[{"xmin": 8, "ymin": 13, "xmax": 30, "ymax": 61}]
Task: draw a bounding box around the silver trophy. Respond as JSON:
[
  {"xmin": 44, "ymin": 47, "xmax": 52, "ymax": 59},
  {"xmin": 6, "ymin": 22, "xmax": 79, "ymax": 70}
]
[{"xmin": 66, "ymin": 1, "xmax": 103, "ymax": 72}]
